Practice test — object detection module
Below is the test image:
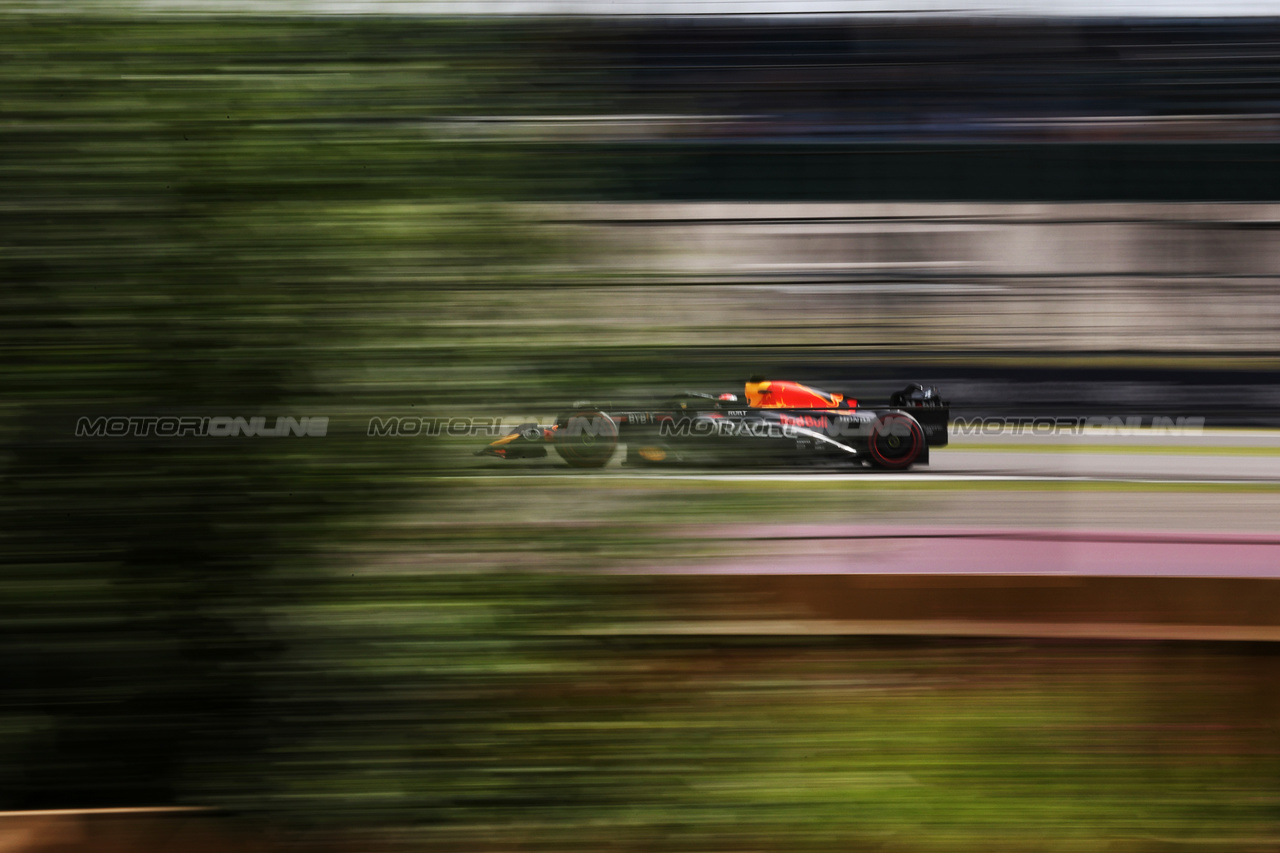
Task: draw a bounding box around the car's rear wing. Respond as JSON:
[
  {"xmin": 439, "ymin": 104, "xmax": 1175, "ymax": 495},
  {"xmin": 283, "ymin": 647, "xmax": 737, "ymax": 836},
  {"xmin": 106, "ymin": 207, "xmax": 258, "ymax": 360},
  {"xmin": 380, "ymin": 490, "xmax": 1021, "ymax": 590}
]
[{"xmin": 888, "ymin": 384, "xmax": 949, "ymax": 447}]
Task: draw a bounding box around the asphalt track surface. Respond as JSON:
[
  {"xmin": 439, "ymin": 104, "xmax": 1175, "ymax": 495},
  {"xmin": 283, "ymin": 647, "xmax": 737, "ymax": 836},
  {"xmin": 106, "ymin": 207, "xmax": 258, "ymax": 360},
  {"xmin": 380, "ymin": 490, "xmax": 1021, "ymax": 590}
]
[
  {"xmin": 468, "ymin": 430, "xmax": 1280, "ymax": 483},
  {"xmin": 930, "ymin": 429, "xmax": 1280, "ymax": 482},
  {"xmin": 468, "ymin": 431, "xmax": 1280, "ymax": 582},
  {"xmin": 898, "ymin": 450, "xmax": 1280, "ymax": 482}
]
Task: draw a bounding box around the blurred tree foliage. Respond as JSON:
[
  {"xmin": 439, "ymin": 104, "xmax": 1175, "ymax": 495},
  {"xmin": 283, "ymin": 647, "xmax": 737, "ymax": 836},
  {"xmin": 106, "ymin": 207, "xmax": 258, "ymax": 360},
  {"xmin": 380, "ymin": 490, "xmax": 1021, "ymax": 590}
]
[{"xmin": 0, "ymin": 13, "xmax": 594, "ymax": 819}]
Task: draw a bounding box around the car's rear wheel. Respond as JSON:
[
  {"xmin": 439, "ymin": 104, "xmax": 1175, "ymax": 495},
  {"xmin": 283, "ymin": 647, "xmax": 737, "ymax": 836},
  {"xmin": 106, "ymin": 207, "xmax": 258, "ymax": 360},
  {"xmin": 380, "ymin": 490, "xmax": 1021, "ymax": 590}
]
[
  {"xmin": 553, "ymin": 410, "xmax": 618, "ymax": 468},
  {"xmin": 867, "ymin": 412, "xmax": 924, "ymax": 470}
]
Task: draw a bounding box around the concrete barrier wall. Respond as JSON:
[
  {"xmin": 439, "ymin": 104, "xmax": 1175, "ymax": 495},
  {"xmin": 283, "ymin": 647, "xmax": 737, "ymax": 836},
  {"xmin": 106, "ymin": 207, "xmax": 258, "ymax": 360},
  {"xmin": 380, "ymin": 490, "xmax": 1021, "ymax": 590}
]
[{"xmin": 541, "ymin": 203, "xmax": 1280, "ymax": 351}]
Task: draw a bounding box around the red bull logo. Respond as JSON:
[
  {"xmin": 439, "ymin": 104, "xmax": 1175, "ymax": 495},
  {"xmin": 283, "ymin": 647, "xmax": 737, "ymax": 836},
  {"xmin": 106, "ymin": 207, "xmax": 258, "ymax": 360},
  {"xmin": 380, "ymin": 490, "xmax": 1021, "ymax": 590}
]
[{"xmin": 779, "ymin": 414, "xmax": 831, "ymax": 430}]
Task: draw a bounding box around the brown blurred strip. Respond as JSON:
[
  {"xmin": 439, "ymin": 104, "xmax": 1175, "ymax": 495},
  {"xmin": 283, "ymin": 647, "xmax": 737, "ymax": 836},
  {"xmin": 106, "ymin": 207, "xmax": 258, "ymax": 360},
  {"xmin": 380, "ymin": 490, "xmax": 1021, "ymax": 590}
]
[{"xmin": 596, "ymin": 575, "xmax": 1280, "ymax": 641}]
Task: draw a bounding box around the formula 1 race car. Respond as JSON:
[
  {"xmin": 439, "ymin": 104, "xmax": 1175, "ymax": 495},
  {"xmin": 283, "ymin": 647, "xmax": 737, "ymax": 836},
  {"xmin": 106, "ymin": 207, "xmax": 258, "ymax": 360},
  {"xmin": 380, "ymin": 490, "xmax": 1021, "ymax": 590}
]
[{"xmin": 477, "ymin": 378, "xmax": 949, "ymax": 471}]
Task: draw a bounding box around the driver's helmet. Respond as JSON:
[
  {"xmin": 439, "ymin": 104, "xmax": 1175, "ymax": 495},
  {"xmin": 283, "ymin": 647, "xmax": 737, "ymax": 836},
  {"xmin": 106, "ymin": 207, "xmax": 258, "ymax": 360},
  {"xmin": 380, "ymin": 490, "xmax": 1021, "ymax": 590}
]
[{"xmin": 745, "ymin": 376, "xmax": 845, "ymax": 409}]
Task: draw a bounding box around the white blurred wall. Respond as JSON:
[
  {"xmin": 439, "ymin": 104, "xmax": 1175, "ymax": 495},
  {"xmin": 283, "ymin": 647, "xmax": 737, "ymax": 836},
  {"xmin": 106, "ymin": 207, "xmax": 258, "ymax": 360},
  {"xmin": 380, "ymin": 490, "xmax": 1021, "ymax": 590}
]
[{"xmin": 537, "ymin": 202, "xmax": 1280, "ymax": 351}]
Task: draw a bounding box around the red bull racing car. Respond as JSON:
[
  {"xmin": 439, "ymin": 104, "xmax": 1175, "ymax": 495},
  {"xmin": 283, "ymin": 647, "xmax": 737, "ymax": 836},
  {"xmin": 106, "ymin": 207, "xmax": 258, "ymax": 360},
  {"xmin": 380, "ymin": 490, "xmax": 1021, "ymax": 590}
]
[{"xmin": 478, "ymin": 378, "xmax": 949, "ymax": 471}]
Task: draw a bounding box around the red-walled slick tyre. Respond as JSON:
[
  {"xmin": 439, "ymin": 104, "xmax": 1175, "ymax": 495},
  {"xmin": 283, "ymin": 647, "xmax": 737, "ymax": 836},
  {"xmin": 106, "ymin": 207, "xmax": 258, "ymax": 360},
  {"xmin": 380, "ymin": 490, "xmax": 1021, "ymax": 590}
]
[{"xmin": 868, "ymin": 412, "xmax": 924, "ymax": 470}]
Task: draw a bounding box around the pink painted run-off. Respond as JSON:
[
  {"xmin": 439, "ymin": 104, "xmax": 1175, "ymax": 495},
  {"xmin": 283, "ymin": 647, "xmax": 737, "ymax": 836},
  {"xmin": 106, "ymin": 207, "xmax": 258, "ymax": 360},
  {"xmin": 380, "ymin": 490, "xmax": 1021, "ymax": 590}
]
[{"xmin": 636, "ymin": 525, "xmax": 1280, "ymax": 578}]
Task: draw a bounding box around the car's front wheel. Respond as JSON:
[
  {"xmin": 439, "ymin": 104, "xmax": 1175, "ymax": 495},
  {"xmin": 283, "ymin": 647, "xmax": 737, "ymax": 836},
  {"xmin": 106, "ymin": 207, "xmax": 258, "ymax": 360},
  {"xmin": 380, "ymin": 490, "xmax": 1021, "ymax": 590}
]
[{"xmin": 553, "ymin": 409, "xmax": 618, "ymax": 468}]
